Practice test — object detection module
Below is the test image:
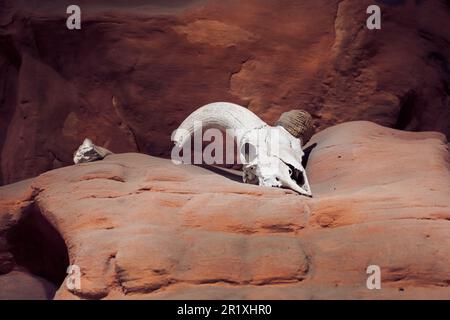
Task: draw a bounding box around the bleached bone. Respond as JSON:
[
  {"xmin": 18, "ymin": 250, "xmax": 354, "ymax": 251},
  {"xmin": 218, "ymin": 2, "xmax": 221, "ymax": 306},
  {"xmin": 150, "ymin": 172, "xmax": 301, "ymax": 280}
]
[
  {"xmin": 73, "ymin": 138, "xmax": 113, "ymax": 164},
  {"xmin": 172, "ymin": 102, "xmax": 313, "ymax": 197}
]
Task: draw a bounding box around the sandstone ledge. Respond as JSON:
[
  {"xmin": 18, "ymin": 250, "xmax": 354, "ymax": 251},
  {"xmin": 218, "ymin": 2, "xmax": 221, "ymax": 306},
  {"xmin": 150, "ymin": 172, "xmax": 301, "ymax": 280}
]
[{"xmin": 0, "ymin": 121, "xmax": 449, "ymax": 299}]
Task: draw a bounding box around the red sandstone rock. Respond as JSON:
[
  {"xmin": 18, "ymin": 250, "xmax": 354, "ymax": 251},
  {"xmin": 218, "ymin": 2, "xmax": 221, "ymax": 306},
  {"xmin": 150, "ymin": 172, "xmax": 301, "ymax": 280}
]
[
  {"xmin": 1, "ymin": 0, "xmax": 450, "ymax": 184},
  {"xmin": 0, "ymin": 121, "xmax": 449, "ymax": 299},
  {"xmin": 0, "ymin": 269, "xmax": 56, "ymax": 300}
]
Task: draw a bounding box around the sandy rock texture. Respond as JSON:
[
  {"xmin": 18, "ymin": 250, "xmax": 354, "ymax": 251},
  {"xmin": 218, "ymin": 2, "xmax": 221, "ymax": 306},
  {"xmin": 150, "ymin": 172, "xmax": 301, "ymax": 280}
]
[
  {"xmin": 0, "ymin": 270, "xmax": 56, "ymax": 300},
  {"xmin": 0, "ymin": 178, "xmax": 68, "ymax": 299},
  {"xmin": 0, "ymin": 121, "xmax": 449, "ymax": 299},
  {"xmin": 1, "ymin": 0, "xmax": 450, "ymax": 184}
]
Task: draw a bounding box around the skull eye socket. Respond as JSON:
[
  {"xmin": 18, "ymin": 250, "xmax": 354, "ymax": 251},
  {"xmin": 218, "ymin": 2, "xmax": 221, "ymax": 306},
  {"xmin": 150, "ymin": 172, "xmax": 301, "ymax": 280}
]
[{"xmin": 240, "ymin": 142, "xmax": 256, "ymax": 164}]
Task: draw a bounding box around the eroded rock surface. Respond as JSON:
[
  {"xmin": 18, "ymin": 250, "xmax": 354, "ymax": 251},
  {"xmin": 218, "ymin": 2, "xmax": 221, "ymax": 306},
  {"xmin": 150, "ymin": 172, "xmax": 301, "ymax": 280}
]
[
  {"xmin": 1, "ymin": 0, "xmax": 450, "ymax": 184},
  {"xmin": 1, "ymin": 121, "xmax": 449, "ymax": 299}
]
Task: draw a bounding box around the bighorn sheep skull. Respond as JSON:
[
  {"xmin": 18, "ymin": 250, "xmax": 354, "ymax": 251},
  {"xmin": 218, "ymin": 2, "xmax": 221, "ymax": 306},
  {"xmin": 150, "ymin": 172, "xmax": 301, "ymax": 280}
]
[
  {"xmin": 73, "ymin": 138, "xmax": 113, "ymax": 164},
  {"xmin": 172, "ymin": 102, "xmax": 313, "ymax": 196}
]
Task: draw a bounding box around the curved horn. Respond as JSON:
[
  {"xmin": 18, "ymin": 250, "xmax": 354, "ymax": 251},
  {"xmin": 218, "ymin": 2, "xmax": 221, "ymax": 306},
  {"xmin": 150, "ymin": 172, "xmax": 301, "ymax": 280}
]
[
  {"xmin": 275, "ymin": 109, "xmax": 314, "ymax": 145},
  {"xmin": 173, "ymin": 102, "xmax": 267, "ymax": 147}
]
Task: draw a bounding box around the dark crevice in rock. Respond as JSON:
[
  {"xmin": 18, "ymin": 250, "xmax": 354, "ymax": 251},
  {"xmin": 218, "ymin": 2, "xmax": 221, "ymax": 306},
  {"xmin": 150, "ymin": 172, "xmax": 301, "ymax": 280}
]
[
  {"xmin": 0, "ymin": 35, "xmax": 21, "ymax": 69},
  {"xmin": 428, "ymin": 51, "xmax": 450, "ymax": 83},
  {"xmin": 0, "ymin": 34, "xmax": 21, "ymax": 186},
  {"xmin": 395, "ymin": 90, "xmax": 417, "ymax": 130},
  {"xmin": 6, "ymin": 202, "xmax": 70, "ymax": 298}
]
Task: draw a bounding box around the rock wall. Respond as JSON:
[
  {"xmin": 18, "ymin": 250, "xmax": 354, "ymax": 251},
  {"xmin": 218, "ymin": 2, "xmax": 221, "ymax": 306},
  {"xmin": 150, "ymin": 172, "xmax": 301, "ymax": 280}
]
[{"xmin": 1, "ymin": 0, "xmax": 450, "ymax": 185}]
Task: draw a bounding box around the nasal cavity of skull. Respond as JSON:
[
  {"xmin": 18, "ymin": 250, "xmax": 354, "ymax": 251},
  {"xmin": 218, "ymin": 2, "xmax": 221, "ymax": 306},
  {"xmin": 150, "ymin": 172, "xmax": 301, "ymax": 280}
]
[
  {"xmin": 287, "ymin": 163, "xmax": 305, "ymax": 186},
  {"xmin": 241, "ymin": 142, "xmax": 257, "ymax": 164}
]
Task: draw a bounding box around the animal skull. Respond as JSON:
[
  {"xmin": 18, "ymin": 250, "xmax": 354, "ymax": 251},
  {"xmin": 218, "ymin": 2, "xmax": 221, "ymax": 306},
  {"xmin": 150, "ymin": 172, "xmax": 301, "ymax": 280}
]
[
  {"xmin": 73, "ymin": 138, "xmax": 113, "ymax": 164},
  {"xmin": 172, "ymin": 102, "xmax": 313, "ymax": 197}
]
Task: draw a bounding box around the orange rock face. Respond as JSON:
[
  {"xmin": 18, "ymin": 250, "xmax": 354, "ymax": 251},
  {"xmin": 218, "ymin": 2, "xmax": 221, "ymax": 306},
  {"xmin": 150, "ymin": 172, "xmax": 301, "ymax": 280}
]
[
  {"xmin": 1, "ymin": 0, "xmax": 450, "ymax": 184},
  {"xmin": 1, "ymin": 121, "xmax": 449, "ymax": 299}
]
